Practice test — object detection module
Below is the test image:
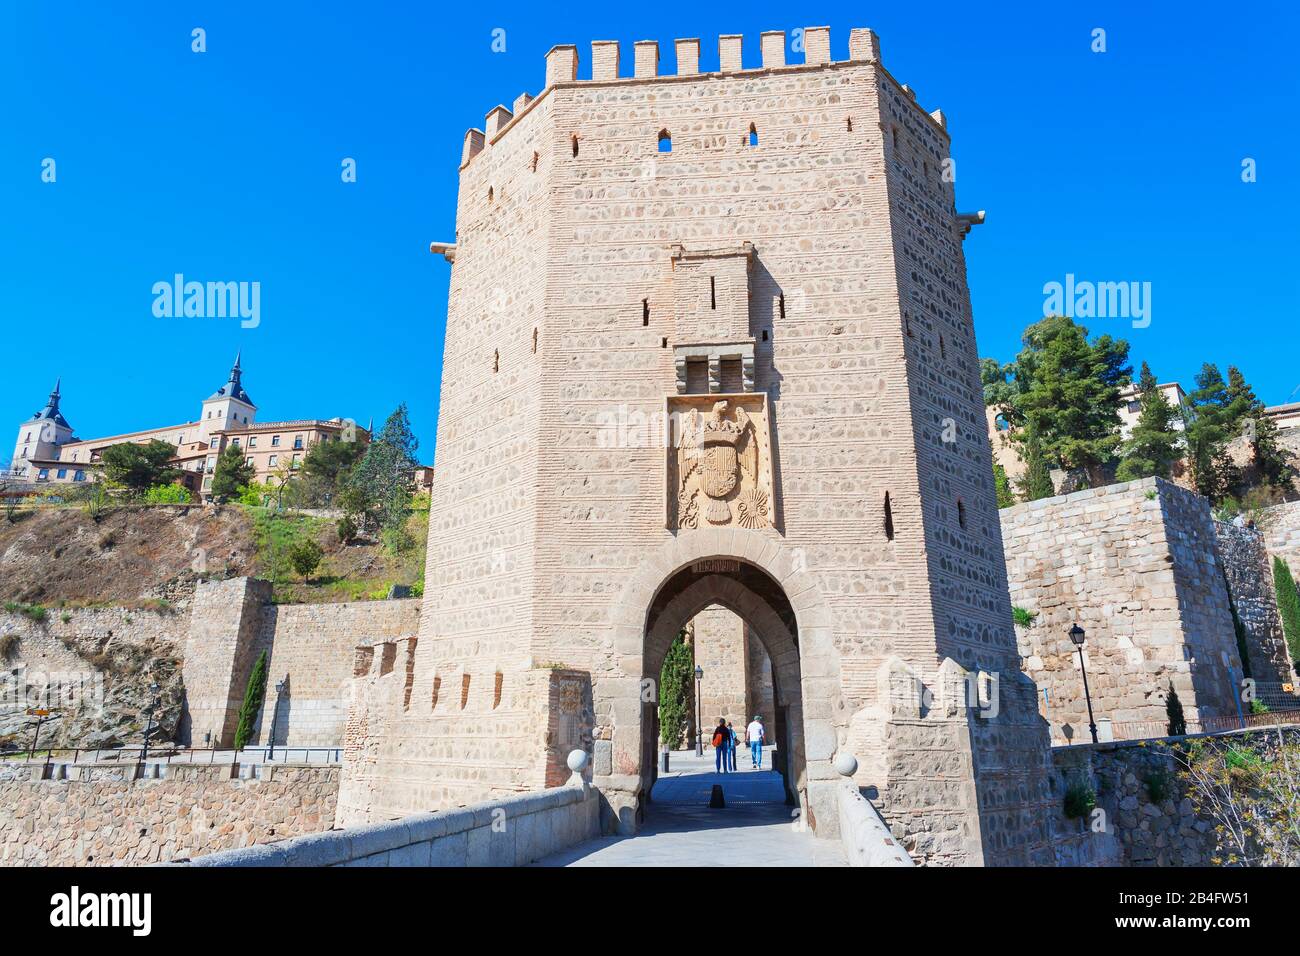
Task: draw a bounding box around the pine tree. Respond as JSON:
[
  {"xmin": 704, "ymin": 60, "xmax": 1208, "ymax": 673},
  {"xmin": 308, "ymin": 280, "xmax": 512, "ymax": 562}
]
[
  {"xmin": 1274, "ymin": 556, "xmax": 1300, "ymax": 669},
  {"xmin": 233, "ymin": 649, "xmax": 268, "ymax": 750},
  {"xmin": 1017, "ymin": 424, "xmax": 1055, "ymax": 501},
  {"xmin": 658, "ymin": 633, "xmax": 694, "ymax": 749},
  {"xmin": 1009, "ymin": 315, "xmax": 1132, "ymax": 482},
  {"xmin": 1165, "ymin": 682, "xmax": 1187, "ymax": 737},
  {"xmin": 1183, "ymin": 364, "xmax": 1241, "ymax": 503},
  {"xmin": 349, "ymin": 404, "xmax": 420, "ymax": 534},
  {"xmin": 211, "ymin": 444, "xmax": 257, "ymax": 503},
  {"xmin": 1225, "ymin": 366, "xmax": 1295, "ymax": 492},
  {"xmin": 1116, "ymin": 362, "xmax": 1183, "ymax": 482}
]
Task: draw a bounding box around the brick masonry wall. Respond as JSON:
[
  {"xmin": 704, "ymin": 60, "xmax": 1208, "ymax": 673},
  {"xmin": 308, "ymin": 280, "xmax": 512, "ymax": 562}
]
[
  {"xmin": 249, "ymin": 599, "xmax": 420, "ymax": 748},
  {"xmin": 1261, "ymin": 499, "xmax": 1300, "ymax": 575},
  {"xmin": 0, "ymin": 761, "xmax": 338, "ymax": 866},
  {"xmin": 692, "ymin": 605, "xmax": 748, "ymax": 730},
  {"xmin": 1004, "ymin": 477, "xmax": 1242, "ymax": 742}
]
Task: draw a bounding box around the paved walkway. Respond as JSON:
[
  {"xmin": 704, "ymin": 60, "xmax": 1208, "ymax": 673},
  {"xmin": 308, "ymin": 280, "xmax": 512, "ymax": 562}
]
[{"xmin": 535, "ymin": 748, "xmax": 847, "ymax": 867}]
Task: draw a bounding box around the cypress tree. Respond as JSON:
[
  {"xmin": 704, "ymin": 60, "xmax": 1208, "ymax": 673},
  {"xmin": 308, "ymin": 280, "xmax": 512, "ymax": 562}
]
[
  {"xmin": 1274, "ymin": 556, "xmax": 1300, "ymax": 669},
  {"xmin": 657, "ymin": 633, "xmax": 694, "ymax": 750},
  {"xmin": 234, "ymin": 649, "xmax": 268, "ymax": 750}
]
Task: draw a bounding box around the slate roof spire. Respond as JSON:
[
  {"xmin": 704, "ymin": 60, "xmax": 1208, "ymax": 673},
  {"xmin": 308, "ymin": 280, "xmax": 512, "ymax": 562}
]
[{"xmin": 207, "ymin": 350, "xmax": 254, "ymax": 405}]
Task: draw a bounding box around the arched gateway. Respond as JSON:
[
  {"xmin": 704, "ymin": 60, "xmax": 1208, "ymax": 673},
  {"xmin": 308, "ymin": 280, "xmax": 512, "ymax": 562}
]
[
  {"xmin": 608, "ymin": 528, "xmax": 839, "ymax": 829},
  {"xmin": 336, "ymin": 27, "xmax": 1057, "ymax": 865}
]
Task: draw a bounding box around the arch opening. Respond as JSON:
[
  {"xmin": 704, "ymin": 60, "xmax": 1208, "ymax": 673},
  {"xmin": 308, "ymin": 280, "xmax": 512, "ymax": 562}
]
[{"xmin": 634, "ymin": 559, "xmax": 808, "ymax": 825}]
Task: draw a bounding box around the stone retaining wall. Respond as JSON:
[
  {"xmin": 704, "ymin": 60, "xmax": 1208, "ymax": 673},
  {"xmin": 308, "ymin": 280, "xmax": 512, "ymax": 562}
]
[
  {"xmin": 1213, "ymin": 520, "xmax": 1294, "ymax": 683},
  {"xmin": 185, "ymin": 775, "xmax": 598, "ymax": 867},
  {"xmin": 1049, "ymin": 726, "xmax": 1300, "ymax": 866},
  {"xmin": 0, "ymin": 761, "xmax": 338, "ymax": 866}
]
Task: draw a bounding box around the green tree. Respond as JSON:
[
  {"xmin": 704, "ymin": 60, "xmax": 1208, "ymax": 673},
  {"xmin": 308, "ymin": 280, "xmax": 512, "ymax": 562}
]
[
  {"xmin": 1116, "ymin": 362, "xmax": 1183, "ymax": 482},
  {"xmin": 210, "ymin": 444, "xmax": 256, "ymax": 503},
  {"xmin": 1166, "ymin": 682, "xmax": 1187, "ymax": 737},
  {"xmin": 100, "ymin": 440, "xmax": 179, "ymax": 495},
  {"xmin": 992, "ymin": 461, "xmax": 1016, "ymax": 508},
  {"xmin": 980, "ymin": 357, "xmax": 1019, "ymax": 411},
  {"xmin": 1274, "ymin": 556, "xmax": 1300, "ymax": 668},
  {"xmin": 658, "ymin": 633, "xmax": 694, "ymax": 749},
  {"xmin": 233, "ymin": 649, "xmax": 268, "ymax": 750},
  {"xmin": 1009, "ymin": 316, "xmax": 1132, "ymax": 483},
  {"xmin": 1183, "ymin": 364, "xmax": 1241, "ymax": 503},
  {"xmin": 348, "ymin": 404, "xmax": 419, "ymax": 533},
  {"xmin": 288, "ymin": 538, "xmax": 324, "ymax": 580},
  {"xmin": 1017, "ymin": 424, "xmax": 1055, "ymax": 501},
  {"xmin": 1225, "ymin": 366, "xmax": 1295, "ymax": 493},
  {"xmin": 298, "ymin": 436, "xmax": 366, "ymax": 505}
]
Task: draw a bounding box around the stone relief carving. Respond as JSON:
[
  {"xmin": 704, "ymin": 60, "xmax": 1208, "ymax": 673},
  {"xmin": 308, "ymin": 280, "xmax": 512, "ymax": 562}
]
[{"xmin": 667, "ymin": 393, "xmax": 774, "ymax": 531}]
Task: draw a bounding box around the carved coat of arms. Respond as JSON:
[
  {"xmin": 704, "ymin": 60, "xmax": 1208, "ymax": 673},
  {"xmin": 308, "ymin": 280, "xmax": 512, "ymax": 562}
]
[{"xmin": 674, "ymin": 399, "xmax": 771, "ymax": 529}]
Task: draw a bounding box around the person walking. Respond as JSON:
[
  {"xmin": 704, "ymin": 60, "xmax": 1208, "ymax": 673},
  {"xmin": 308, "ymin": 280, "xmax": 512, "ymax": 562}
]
[
  {"xmin": 746, "ymin": 714, "xmax": 766, "ymax": 769},
  {"xmin": 726, "ymin": 721, "xmax": 739, "ymax": 772},
  {"xmin": 711, "ymin": 718, "xmax": 730, "ymax": 773}
]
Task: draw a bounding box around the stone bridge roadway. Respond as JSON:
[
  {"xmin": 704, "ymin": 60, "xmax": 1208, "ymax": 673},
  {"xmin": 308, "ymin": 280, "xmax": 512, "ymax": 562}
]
[{"xmin": 535, "ymin": 749, "xmax": 847, "ymax": 867}]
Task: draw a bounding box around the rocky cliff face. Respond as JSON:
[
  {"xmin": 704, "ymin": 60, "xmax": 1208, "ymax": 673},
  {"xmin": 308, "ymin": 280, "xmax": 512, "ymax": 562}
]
[{"xmin": 0, "ymin": 606, "xmax": 185, "ymax": 751}]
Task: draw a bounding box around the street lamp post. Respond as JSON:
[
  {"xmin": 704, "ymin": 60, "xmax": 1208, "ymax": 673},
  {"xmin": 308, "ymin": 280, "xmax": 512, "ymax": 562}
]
[
  {"xmin": 141, "ymin": 682, "xmax": 161, "ymax": 763},
  {"xmin": 268, "ymin": 676, "xmax": 287, "ymax": 761},
  {"xmin": 694, "ymin": 665, "xmax": 704, "ymax": 756},
  {"xmin": 1069, "ymin": 624, "xmax": 1099, "ymax": 744}
]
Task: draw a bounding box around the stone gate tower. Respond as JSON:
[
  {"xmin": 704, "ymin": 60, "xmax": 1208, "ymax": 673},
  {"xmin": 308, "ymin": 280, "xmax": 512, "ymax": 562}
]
[{"xmin": 339, "ymin": 27, "xmax": 1054, "ymax": 865}]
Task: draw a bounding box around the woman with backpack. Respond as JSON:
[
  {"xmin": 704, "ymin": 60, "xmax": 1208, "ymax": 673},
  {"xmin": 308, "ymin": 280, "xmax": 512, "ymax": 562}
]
[{"xmin": 711, "ymin": 718, "xmax": 730, "ymax": 773}]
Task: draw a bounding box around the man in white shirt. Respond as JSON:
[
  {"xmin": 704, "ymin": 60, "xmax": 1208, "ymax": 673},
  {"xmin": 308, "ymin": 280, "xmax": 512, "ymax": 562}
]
[{"xmin": 745, "ymin": 715, "xmax": 765, "ymax": 769}]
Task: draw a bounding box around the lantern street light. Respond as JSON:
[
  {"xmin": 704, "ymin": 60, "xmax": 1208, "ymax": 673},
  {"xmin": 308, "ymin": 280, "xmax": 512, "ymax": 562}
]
[
  {"xmin": 694, "ymin": 665, "xmax": 704, "ymax": 756},
  {"xmin": 1069, "ymin": 624, "xmax": 1098, "ymax": 744},
  {"xmin": 268, "ymin": 676, "xmax": 288, "ymax": 761},
  {"xmin": 141, "ymin": 682, "xmax": 161, "ymax": 763}
]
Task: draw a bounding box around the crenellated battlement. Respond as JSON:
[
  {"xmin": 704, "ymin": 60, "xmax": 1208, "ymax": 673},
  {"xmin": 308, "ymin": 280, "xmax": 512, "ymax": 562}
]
[{"xmin": 460, "ymin": 26, "xmax": 946, "ymax": 168}]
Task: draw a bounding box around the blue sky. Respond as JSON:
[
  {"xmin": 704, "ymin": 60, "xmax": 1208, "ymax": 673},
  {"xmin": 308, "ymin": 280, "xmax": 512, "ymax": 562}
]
[{"xmin": 3, "ymin": 1, "xmax": 1296, "ymax": 463}]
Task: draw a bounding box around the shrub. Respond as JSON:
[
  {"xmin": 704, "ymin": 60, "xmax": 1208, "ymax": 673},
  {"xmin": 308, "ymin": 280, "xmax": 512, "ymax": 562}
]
[
  {"xmin": 1250, "ymin": 698, "xmax": 1270, "ymax": 715},
  {"xmin": 1063, "ymin": 782, "xmax": 1097, "ymax": 820},
  {"xmin": 336, "ymin": 514, "xmax": 357, "ymax": 546},
  {"xmin": 1144, "ymin": 768, "xmax": 1172, "ymax": 803},
  {"xmin": 143, "ymin": 483, "xmax": 193, "ymax": 505},
  {"xmin": 1012, "ymin": 606, "xmax": 1037, "ymax": 628},
  {"xmin": 288, "ymin": 538, "xmax": 324, "ymax": 581}
]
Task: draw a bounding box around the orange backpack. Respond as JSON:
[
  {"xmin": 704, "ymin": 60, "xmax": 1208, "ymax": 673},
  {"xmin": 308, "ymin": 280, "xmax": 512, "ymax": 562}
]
[{"xmin": 711, "ymin": 729, "xmax": 726, "ymax": 748}]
